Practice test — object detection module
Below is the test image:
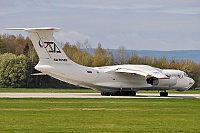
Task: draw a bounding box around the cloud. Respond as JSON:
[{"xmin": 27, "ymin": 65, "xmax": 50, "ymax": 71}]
[
  {"xmin": 102, "ymin": 32, "xmax": 200, "ymax": 51},
  {"xmin": 1, "ymin": 0, "xmax": 200, "ymax": 16},
  {"xmin": 107, "ymin": 34, "xmax": 117, "ymax": 40},
  {"xmin": 55, "ymin": 1, "xmax": 200, "ymax": 15},
  {"xmin": 55, "ymin": 31, "xmax": 91, "ymax": 44},
  {"xmin": 0, "ymin": 0, "xmax": 199, "ymax": 51}
]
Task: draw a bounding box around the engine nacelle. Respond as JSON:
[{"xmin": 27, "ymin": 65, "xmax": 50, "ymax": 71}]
[{"xmin": 146, "ymin": 77, "xmax": 177, "ymax": 87}]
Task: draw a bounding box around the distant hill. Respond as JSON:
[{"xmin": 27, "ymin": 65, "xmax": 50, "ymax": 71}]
[
  {"xmin": 125, "ymin": 50, "xmax": 200, "ymax": 63},
  {"xmin": 89, "ymin": 49, "xmax": 200, "ymax": 63}
]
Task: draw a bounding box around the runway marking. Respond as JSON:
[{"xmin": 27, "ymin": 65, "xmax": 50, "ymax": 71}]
[{"xmin": 0, "ymin": 93, "xmax": 199, "ymax": 99}]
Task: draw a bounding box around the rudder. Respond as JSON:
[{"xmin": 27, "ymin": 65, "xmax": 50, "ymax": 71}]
[
  {"xmin": 5, "ymin": 27, "xmax": 69, "ymax": 63},
  {"xmin": 26, "ymin": 28, "xmax": 68, "ymax": 61}
]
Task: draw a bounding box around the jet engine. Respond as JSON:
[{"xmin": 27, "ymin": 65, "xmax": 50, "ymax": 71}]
[{"xmin": 146, "ymin": 77, "xmax": 177, "ymax": 87}]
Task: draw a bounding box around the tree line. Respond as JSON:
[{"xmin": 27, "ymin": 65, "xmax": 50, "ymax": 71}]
[{"xmin": 0, "ymin": 33, "xmax": 199, "ymax": 88}]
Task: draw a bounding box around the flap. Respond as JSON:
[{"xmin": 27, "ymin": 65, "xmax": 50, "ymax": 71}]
[{"xmin": 115, "ymin": 69, "xmax": 149, "ymax": 77}]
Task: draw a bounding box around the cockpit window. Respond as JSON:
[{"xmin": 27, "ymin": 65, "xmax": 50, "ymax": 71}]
[{"xmin": 184, "ymin": 72, "xmax": 190, "ymax": 77}]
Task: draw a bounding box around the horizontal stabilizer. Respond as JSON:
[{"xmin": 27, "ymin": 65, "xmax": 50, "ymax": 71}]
[
  {"xmin": 5, "ymin": 27, "xmax": 61, "ymax": 32},
  {"xmin": 31, "ymin": 73, "xmax": 47, "ymax": 76}
]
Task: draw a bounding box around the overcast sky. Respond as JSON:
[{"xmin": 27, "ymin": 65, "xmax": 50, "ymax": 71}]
[{"xmin": 0, "ymin": 0, "xmax": 200, "ymax": 50}]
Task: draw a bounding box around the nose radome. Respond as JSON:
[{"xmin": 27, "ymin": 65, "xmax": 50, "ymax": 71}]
[{"xmin": 188, "ymin": 78, "xmax": 195, "ymax": 88}]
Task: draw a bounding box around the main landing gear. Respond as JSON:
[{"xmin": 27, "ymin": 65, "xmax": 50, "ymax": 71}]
[
  {"xmin": 101, "ymin": 92, "xmax": 111, "ymax": 96},
  {"xmin": 101, "ymin": 91, "xmax": 136, "ymax": 96},
  {"xmin": 160, "ymin": 91, "xmax": 168, "ymax": 97},
  {"xmin": 101, "ymin": 91, "xmax": 169, "ymax": 97}
]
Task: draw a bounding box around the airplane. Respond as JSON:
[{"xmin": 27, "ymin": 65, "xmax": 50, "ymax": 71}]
[{"xmin": 5, "ymin": 27, "xmax": 195, "ymax": 96}]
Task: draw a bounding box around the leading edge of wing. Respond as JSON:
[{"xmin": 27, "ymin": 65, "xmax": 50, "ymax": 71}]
[{"xmin": 106, "ymin": 68, "xmax": 169, "ymax": 79}]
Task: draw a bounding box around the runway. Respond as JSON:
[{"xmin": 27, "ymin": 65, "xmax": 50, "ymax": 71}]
[{"xmin": 0, "ymin": 93, "xmax": 199, "ymax": 99}]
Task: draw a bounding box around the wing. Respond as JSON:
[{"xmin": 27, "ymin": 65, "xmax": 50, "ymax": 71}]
[
  {"xmin": 106, "ymin": 67, "xmax": 169, "ymax": 79},
  {"xmin": 115, "ymin": 69, "xmax": 148, "ymax": 77}
]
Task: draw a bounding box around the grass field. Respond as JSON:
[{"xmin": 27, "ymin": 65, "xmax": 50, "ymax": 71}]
[
  {"xmin": 0, "ymin": 88, "xmax": 200, "ymax": 94},
  {"xmin": 0, "ymin": 88, "xmax": 98, "ymax": 93},
  {"xmin": 0, "ymin": 98, "xmax": 199, "ymax": 132}
]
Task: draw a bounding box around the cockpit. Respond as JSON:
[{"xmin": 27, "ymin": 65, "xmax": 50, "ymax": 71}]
[{"xmin": 184, "ymin": 72, "xmax": 190, "ymax": 77}]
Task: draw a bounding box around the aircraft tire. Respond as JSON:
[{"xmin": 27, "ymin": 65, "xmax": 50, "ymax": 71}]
[
  {"xmin": 160, "ymin": 92, "xmax": 168, "ymax": 97},
  {"xmin": 111, "ymin": 91, "xmax": 121, "ymax": 96},
  {"xmin": 131, "ymin": 91, "xmax": 136, "ymax": 96},
  {"xmin": 123, "ymin": 91, "xmax": 135, "ymax": 96},
  {"xmin": 110, "ymin": 91, "xmax": 136, "ymax": 96},
  {"xmin": 101, "ymin": 92, "xmax": 111, "ymax": 96}
]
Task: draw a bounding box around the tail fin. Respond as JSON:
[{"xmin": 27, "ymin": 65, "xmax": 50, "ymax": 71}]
[{"xmin": 5, "ymin": 27, "xmax": 70, "ymax": 63}]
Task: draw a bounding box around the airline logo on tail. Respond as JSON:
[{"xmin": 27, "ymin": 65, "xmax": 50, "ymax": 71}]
[
  {"xmin": 38, "ymin": 40, "xmax": 61, "ymax": 53},
  {"xmin": 39, "ymin": 40, "xmax": 43, "ymax": 48}
]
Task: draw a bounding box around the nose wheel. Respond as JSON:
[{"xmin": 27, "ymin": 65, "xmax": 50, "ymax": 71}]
[{"xmin": 160, "ymin": 91, "xmax": 168, "ymax": 96}]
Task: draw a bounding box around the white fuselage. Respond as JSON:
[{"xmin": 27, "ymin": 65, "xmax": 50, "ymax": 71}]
[
  {"xmin": 7, "ymin": 27, "xmax": 194, "ymax": 94},
  {"xmin": 35, "ymin": 59, "xmax": 195, "ymax": 93}
]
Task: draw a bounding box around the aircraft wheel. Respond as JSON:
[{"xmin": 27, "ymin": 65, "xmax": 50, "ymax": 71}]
[
  {"xmin": 105, "ymin": 92, "xmax": 111, "ymax": 96},
  {"xmin": 121, "ymin": 91, "xmax": 127, "ymax": 96},
  {"xmin": 125, "ymin": 91, "xmax": 136, "ymax": 96},
  {"xmin": 160, "ymin": 92, "xmax": 168, "ymax": 97},
  {"xmin": 110, "ymin": 91, "xmax": 136, "ymax": 96},
  {"xmin": 111, "ymin": 91, "xmax": 120, "ymax": 96},
  {"xmin": 101, "ymin": 92, "xmax": 105, "ymax": 96},
  {"xmin": 124, "ymin": 91, "xmax": 136, "ymax": 96},
  {"xmin": 131, "ymin": 91, "xmax": 136, "ymax": 96},
  {"xmin": 101, "ymin": 92, "xmax": 111, "ymax": 96}
]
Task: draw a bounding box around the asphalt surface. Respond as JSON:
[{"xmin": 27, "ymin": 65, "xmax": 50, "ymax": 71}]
[{"xmin": 0, "ymin": 93, "xmax": 199, "ymax": 99}]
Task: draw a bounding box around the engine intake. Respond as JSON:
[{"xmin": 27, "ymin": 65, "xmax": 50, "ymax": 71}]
[{"xmin": 146, "ymin": 77, "xmax": 177, "ymax": 87}]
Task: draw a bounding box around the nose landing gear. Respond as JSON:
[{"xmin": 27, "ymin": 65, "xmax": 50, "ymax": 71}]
[{"xmin": 160, "ymin": 91, "xmax": 168, "ymax": 96}]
